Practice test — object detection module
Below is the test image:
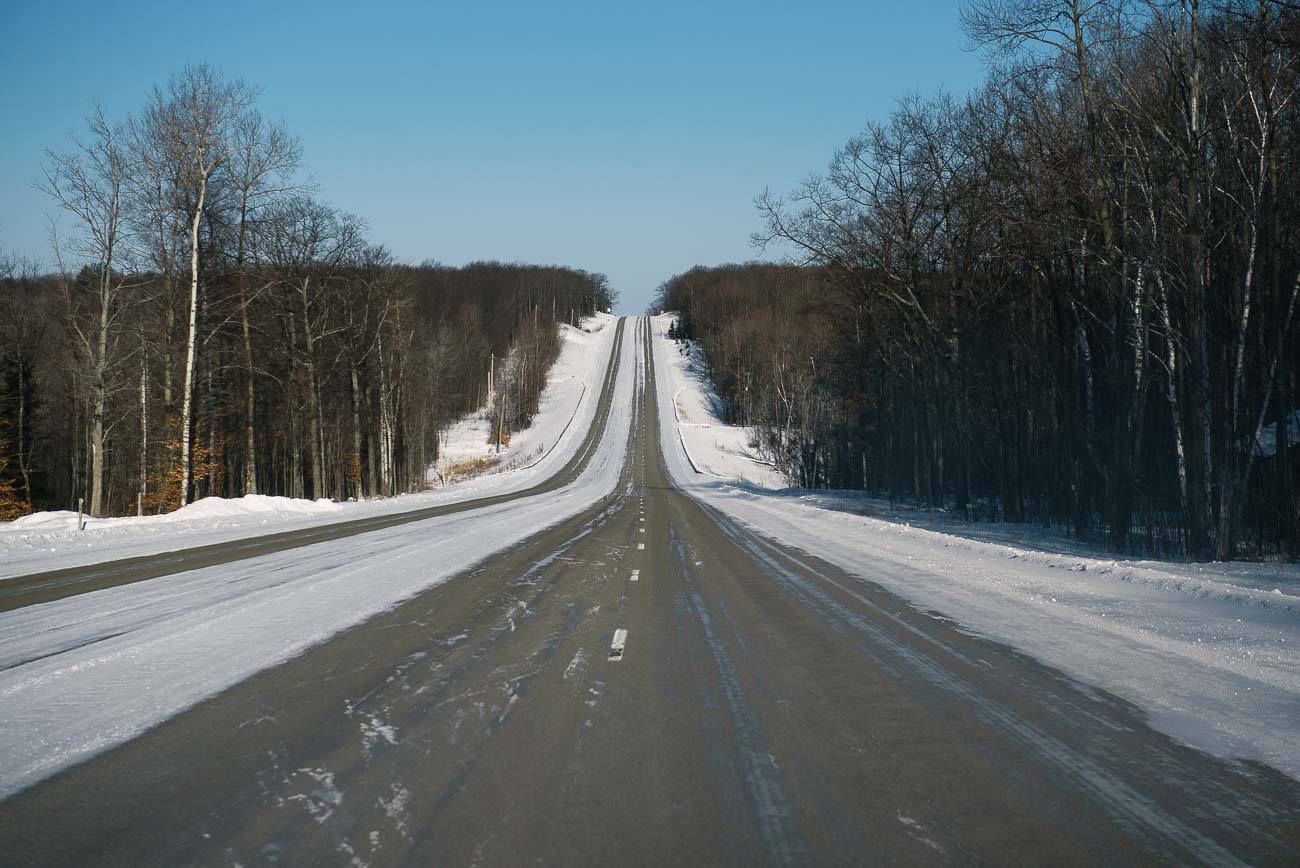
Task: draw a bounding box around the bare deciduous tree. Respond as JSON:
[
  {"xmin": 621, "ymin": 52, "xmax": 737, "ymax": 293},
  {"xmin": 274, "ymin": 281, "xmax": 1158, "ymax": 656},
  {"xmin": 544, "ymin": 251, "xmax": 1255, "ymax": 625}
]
[
  {"xmin": 136, "ymin": 64, "xmax": 258, "ymax": 507},
  {"xmin": 39, "ymin": 106, "xmax": 135, "ymax": 517}
]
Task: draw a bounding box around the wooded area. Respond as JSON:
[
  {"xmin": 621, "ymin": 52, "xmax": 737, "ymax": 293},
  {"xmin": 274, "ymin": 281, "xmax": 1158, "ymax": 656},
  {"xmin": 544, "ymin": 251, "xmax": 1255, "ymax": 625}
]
[
  {"xmin": 0, "ymin": 66, "xmax": 613, "ymax": 520},
  {"xmin": 658, "ymin": 1, "xmax": 1300, "ymax": 561}
]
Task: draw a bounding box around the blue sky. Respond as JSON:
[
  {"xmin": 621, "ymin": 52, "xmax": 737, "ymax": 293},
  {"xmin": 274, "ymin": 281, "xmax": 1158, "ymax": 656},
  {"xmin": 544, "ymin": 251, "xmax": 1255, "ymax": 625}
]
[{"xmin": 0, "ymin": 0, "xmax": 983, "ymax": 313}]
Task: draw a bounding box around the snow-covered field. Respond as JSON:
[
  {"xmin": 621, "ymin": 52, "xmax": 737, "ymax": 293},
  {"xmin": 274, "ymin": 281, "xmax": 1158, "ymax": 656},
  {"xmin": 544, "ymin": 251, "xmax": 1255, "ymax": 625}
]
[
  {"xmin": 652, "ymin": 313, "xmax": 1300, "ymax": 780},
  {"xmin": 0, "ymin": 313, "xmax": 620, "ymax": 581},
  {"xmin": 0, "ymin": 316, "xmax": 635, "ymax": 799}
]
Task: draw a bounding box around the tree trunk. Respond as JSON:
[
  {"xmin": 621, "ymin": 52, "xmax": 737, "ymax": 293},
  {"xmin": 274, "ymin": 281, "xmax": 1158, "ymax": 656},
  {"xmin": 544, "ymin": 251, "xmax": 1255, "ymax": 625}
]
[
  {"xmin": 378, "ymin": 334, "xmax": 394, "ymax": 496},
  {"xmin": 1182, "ymin": 0, "xmax": 1213, "ymax": 559},
  {"xmin": 163, "ymin": 289, "xmax": 174, "ymax": 406},
  {"xmin": 17, "ymin": 365, "xmax": 31, "ymax": 506},
  {"xmin": 300, "ymin": 277, "xmax": 325, "ymax": 500},
  {"xmin": 366, "ymin": 383, "xmax": 380, "ymax": 498},
  {"xmin": 90, "ymin": 376, "xmax": 105, "ymax": 516},
  {"xmin": 351, "ymin": 366, "xmax": 364, "ymax": 499},
  {"xmin": 306, "ymin": 363, "xmax": 323, "ymax": 499},
  {"xmin": 138, "ymin": 348, "xmax": 148, "ymax": 516},
  {"xmin": 88, "ymin": 264, "xmax": 111, "ymax": 517},
  {"xmin": 240, "ymin": 254, "xmax": 260, "ymax": 493},
  {"xmin": 178, "ymin": 174, "xmax": 207, "ymax": 508}
]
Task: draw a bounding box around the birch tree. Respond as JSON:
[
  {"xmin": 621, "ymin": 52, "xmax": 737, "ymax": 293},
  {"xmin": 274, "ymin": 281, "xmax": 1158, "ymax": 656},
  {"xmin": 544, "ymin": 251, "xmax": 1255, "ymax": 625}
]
[
  {"xmin": 1213, "ymin": 0, "xmax": 1299, "ymax": 557},
  {"xmin": 136, "ymin": 65, "xmax": 257, "ymax": 507}
]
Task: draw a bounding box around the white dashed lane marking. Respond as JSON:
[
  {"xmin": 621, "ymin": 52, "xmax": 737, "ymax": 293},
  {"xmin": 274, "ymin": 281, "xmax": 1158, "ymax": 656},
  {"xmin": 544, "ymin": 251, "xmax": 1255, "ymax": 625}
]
[{"xmin": 608, "ymin": 629, "xmax": 629, "ymax": 661}]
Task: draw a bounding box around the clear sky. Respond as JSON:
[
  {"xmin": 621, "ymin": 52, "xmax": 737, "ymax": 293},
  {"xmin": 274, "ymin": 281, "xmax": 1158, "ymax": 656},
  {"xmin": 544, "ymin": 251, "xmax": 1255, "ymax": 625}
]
[{"xmin": 0, "ymin": 0, "xmax": 983, "ymax": 313}]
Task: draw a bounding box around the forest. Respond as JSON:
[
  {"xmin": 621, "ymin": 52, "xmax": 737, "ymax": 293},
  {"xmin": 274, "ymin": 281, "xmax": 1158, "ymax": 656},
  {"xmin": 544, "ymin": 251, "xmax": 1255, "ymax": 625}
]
[
  {"xmin": 657, "ymin": 1, "xmax": 1300, "ymax": 561},
  {"xmin": 0, "ymin": 66, "xmax": 613, "ymax": 520}
]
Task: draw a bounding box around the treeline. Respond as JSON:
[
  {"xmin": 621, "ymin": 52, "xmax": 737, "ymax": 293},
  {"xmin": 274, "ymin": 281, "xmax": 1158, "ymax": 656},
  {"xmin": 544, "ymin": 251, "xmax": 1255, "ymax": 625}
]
[
  {"xmin": 661, "ymin": 2, "xmax": 1300, "ymax": 561},
  {"xmin": 0, "ymin": 65, "xmax": 613, "ymax": 519},
  {"xmin": 657, "ymin": 264, "xmax": 838, "ymax": 487}
]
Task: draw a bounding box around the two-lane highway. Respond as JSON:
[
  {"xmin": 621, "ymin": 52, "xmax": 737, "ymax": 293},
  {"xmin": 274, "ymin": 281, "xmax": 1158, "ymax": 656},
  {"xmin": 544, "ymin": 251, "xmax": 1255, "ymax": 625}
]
[{"xmin": 1, "ymin": 317, "xmax": 1298, "ymax": 866}]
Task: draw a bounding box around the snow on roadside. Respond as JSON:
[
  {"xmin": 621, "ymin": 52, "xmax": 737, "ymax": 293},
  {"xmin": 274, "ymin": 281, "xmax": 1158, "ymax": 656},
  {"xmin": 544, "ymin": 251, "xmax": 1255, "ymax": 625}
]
[
  {"xmin": 651, "ymin": 312, "xmax": 1300, "ymax": 780},
  {"xmin": 785, "ymin": 489, "xmax": 1300, "ymax": 596},
  {"xmin": 0, "ymin": 317, "xmax": 640, "ymax": 800},
  {"xmin": 655, "ymin": 317, "xmax": 784, "ymax": 489},
  {"xmin": 433, "ymin": 315, "xmax": 615, "ymax": 482},
  {"xmin": 2, "ymin": 495, "xmax": 344, "ymax": 538},
  {"xmin": 0, "ymin": 314, "xmax": 619, "ymax": 580}
]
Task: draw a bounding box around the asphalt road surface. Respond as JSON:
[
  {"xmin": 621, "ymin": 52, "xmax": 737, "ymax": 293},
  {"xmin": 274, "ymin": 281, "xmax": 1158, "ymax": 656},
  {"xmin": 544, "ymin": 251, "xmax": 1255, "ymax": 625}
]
[{"xmin": 1, "ymin": 317, "xmax": 1298, "ymax": 866}]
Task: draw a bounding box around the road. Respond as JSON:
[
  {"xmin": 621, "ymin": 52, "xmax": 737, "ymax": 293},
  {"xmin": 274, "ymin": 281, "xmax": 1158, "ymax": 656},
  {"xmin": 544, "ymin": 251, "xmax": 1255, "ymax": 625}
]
[
  {"xmin": 1, "ymin": 316, "xmax": 1298, "ymax": 866},
  {"xmin": 0, "ymin": 318, "xmax": 627, "ymax": 612}
]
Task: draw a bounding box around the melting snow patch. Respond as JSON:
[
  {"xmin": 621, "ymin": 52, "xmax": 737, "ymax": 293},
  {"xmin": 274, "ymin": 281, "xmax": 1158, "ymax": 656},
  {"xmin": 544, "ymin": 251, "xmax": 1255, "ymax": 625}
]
[
  {"xmin": 285, "ymin": 767, "xmax": 343, "ymax": 825},
  {"xmin": 360, "ymin": 715, "xmax": 399, "ymax": 758},
  {"xmin": 897, "ymin": 814, "xmax": 946, "ymax": 855},
  {"xmin": 378, "ymin": 783, "xmax": 411, "ymax": 838},
  {"xmin": 564, "ymin": 648, "xmax": 588, "ymax": 680}
]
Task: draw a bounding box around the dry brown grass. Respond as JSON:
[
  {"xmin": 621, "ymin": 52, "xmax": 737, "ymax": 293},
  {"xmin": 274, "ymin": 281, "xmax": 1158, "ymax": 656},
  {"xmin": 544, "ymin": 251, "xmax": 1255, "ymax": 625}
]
[{"xmin": 438, "ymin": 454, "xmax": 503, "ymax": 486}]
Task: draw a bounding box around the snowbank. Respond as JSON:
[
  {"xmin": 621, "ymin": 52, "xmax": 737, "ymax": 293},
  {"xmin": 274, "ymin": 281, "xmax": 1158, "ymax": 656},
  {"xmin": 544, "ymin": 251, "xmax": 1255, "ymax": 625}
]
[
  {"xmin": 0, "ymin": 494, "xmax": 342, "ymax": 537},
  {"xmin": 651, "ymin": 312, "xmax": 1300, "ymax": 780},
  {"xmin": 0, "ymin": 314, "xmax": 620, "ymax": 580}
]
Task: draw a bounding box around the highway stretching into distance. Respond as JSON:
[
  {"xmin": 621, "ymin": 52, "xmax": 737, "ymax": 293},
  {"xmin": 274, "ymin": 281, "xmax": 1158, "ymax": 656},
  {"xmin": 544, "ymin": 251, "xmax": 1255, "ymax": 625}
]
[{"xmin": 1, "ymin": 317, "xmax": 1298, "ymax": 866}]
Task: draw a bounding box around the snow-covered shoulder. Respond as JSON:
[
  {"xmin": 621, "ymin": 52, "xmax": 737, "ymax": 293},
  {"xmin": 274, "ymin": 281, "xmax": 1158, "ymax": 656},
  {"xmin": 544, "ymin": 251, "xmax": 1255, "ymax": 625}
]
[
  {"xmin": 651, "ymin": 311, "xmax": 1300, "ymax": 780},
  {"xmin": 650, "ymin": 313, "xmax": 784, "ymax": 488},
  {"xmin": 434, "ymin": 312, "xmax": 618, "ymax": 483},
  {"xmin": 0, "ymin": 314, "xmax": 621, "ymax": 580}
]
